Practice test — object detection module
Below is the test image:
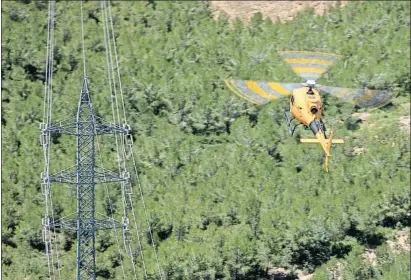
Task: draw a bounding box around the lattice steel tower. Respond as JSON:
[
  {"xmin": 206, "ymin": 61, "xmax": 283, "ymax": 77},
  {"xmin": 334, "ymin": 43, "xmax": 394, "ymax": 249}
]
[{"xmin": 41, "ymin": 76, "xmax": 130, "ymax": 279}]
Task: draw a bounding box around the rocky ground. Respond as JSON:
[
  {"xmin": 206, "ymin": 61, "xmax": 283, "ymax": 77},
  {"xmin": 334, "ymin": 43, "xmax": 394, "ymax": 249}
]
[{"xmin": 210, "ymin": 1, "xmax": 350, "ymax": 23}]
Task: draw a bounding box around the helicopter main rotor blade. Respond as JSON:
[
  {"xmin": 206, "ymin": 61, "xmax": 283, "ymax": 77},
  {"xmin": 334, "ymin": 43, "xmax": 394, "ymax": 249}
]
[
  {"xmin": 319, "ymin": 86, "xmax": 393, "ymax": 108},
  {"xmin": 224, "ymin": 80, "xmax": 300, "ymax": 105},
  {"xmin": 278, "ymin": 51, "xmax": 342, "ymax": 81}
]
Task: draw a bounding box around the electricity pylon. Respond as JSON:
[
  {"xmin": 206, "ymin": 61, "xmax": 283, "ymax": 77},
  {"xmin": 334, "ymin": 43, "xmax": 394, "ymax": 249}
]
[{"xmin": 41, "ymin": 76, "xmax": 130, "ymax": 279}]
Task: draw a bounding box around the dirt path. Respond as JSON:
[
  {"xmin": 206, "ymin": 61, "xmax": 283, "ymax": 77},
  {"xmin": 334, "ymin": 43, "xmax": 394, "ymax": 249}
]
[
  {"xmin": 210, "ymin": 1, "xmax": 350, "ymax": 23},
  {"xmin": 399, "ymin": 115, "xmax": 410, "ymax": 133}
]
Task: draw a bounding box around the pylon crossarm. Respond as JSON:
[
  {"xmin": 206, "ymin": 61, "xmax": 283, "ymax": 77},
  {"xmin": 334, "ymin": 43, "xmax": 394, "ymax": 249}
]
[
  {"xmin": 43, "ymin": 117, "xmax": 130, "ymax": 136},
  {"xmin": 50, "ymin": 218, "xmax": 122, "ymax": 231},
  {"xmin": 49, "ymin": 165, "xmax": 129, "ymax": 184},
  {"xmin": 94, "ymin": 116, "xmax": 131, "ymax": 135}
]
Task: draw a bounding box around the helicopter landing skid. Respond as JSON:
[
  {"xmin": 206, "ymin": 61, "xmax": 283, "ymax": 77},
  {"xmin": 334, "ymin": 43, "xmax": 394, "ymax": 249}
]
[{"xmin": 284, "ymin": 111, "xmax": 300, "ymax": 136}]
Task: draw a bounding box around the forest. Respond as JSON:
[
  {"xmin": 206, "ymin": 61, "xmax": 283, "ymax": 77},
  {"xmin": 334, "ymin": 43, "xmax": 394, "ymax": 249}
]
[{"xmin": 1, "ymin": 1, "xmax": 410, "ymax": 279}]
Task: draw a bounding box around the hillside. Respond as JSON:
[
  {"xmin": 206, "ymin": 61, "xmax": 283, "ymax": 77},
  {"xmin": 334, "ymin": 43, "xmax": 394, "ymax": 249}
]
[{"xmin": 1, "ymin": 1, "xmax": 410, "ymax": 279}]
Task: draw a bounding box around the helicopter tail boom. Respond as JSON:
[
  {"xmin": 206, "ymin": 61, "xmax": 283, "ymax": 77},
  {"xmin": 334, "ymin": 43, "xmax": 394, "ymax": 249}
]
[
  {"xmin": 300, "ymin": 122, "xmax": 344, "ymax": 172},
  {"xmin": 300, "ymin": 139, "xmax": 344, "ymax": 144}
]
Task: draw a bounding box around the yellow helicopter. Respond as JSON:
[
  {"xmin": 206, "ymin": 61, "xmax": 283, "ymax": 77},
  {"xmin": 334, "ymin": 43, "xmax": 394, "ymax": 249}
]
[{"xmin": 225, "ymin": 51, "xmax": 392, "ymax": 172}]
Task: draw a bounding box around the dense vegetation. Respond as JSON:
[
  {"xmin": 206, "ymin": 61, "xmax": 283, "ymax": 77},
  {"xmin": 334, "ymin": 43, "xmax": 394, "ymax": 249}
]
[{"xmin": 2, "ymin": 1, "xmax": 410, "ymax": 279}]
